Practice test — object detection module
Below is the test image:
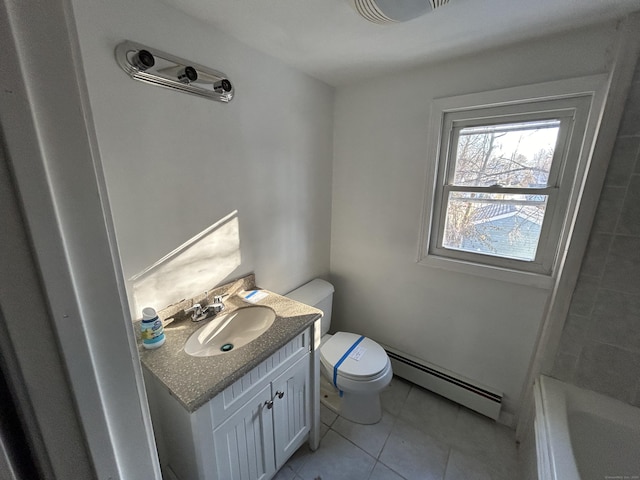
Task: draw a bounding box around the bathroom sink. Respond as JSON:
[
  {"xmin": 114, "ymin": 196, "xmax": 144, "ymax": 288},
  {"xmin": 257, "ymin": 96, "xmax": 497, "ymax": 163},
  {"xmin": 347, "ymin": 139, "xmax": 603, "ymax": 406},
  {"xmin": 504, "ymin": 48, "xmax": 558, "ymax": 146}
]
[{"xmin": 184, "ymin": 306, "xmax": 276, "ymax": 357}]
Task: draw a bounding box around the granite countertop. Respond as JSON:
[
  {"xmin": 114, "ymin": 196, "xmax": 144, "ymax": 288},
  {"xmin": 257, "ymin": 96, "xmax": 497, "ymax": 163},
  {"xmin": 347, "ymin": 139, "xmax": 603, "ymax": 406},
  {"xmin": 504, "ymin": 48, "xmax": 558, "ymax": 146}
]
[{"xmin": 135, "ymin": 275, "xmax": 322, "ymax": 413}]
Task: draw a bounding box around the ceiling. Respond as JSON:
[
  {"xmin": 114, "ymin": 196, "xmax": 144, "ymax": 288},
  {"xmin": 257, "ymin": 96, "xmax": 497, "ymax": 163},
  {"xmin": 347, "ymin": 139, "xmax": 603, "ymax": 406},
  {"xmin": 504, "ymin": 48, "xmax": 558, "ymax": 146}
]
[{"xmin": 163, "ymin": 0, "xmax": 640, "ymax": 86}]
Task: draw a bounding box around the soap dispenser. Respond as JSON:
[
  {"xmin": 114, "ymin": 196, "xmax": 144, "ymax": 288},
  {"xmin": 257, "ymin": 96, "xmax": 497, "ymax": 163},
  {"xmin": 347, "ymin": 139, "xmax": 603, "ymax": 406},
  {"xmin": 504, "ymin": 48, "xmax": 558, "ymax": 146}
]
[{"xmin": 141, "ymin": 307, "xmax": 165, "ymax": 349}]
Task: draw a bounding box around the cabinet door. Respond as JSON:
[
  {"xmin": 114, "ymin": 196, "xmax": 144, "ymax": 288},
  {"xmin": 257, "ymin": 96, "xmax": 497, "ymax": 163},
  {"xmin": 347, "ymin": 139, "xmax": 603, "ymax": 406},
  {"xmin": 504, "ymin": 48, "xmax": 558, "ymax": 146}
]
[
  {"xmin": 272, "ymin": 354, "xmax": 310, "ymax": 469},
  {"xmin": 213, "ymin": 384, "xmax": 276, "ymax": 480}
]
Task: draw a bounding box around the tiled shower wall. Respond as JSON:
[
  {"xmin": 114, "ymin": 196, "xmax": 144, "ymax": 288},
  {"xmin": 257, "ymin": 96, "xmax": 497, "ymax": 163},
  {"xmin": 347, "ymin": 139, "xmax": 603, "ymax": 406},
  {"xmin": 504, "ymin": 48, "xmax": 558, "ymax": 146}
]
[{"xmin": 550, "ymin": 56, "xmax": 640, "ymax": 407}]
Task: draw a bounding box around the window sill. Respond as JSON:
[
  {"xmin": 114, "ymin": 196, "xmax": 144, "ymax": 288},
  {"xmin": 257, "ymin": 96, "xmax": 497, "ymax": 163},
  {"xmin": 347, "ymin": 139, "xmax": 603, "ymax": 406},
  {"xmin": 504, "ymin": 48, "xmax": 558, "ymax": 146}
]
[{"xmin": 418, "ymin": 254, "xmax": 555, "ymax": 290}]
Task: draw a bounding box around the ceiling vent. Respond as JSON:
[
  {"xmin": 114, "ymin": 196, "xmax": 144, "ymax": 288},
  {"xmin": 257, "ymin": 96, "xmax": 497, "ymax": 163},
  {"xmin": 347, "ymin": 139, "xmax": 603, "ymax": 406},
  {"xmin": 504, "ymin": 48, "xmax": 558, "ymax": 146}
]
[{"xmin": 350, "ymin": 0, "xmax": 450, "ymax": 24}]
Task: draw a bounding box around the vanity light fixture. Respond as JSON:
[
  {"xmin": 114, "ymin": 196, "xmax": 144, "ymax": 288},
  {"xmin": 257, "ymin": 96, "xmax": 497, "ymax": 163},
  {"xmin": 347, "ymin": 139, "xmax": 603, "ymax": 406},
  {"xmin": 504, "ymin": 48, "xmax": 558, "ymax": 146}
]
[
  {"xmin": 130, "ymin": 49, "xmax": 155, "ymax": 71},
  {"xmin": 176, "ymin": 66, "xmax": 198, "ymax": 84},
  {"xmin": 115, "ymin": 41, "xmax": 234, "ymax": 103}
]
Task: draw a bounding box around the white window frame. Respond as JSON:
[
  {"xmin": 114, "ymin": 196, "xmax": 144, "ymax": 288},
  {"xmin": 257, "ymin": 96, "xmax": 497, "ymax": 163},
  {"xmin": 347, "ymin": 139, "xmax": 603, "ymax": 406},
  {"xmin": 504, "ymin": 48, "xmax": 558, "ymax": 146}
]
[{"xmin": 418, "ymin": 76, "xmax": 607, "ymax": 288}]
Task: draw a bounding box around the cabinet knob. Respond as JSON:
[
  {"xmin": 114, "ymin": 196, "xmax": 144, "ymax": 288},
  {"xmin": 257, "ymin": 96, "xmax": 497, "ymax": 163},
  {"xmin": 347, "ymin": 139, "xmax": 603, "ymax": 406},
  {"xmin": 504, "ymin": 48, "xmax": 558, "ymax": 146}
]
[
  {"xmin": 264, "ymin": 400, "xmax": 273, "ymax": 409},
  {"xmin": 276, "ymin": 391, "xmax": 284, "ymax": 399}
]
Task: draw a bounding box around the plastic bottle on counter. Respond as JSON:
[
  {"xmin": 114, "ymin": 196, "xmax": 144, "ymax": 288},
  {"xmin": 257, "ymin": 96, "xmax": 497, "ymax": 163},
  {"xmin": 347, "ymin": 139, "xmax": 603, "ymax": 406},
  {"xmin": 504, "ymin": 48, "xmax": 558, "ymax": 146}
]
[{"xmin": 141, "ymin": 307, "xmax": 165, "ymax": 349}]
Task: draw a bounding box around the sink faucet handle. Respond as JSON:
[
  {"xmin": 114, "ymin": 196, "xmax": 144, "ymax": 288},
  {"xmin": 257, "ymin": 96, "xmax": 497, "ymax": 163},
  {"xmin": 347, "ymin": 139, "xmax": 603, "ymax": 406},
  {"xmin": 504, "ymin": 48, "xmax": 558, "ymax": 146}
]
[
  {"xmin": 208, "ymin": 294, "xmax": 228, "ymax": 315},
  {"xmin": 185, "ymin": 303, "xmax": 204, "ymax": 321},
  {"xmin": 213, "ymin": 293, "xmax": 229, "ymax": 303},
  {"xmin": 186, "ymin": 303, "xmax": 202, "ymax": 314}
]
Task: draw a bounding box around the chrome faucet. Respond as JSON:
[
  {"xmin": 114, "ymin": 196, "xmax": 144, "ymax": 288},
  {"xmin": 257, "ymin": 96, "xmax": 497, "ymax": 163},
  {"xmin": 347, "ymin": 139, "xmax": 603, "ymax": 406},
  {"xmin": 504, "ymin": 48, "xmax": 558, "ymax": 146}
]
[
  {"xmin": 208, "ymin": 294, "xmax": 228, "ymax": 316},
  {"xmin": 185, "ymin": 294, "xmax": 229, "ymax": 322},
  {"xmin": 185, "ymin": 303, "xmax": 206, "ymax": 322}
]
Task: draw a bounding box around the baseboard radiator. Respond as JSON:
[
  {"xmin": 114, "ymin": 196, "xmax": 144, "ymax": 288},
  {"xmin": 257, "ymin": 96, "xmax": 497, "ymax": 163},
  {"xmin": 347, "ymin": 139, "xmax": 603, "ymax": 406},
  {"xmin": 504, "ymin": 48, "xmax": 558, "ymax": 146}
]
[{"xmin": 382, "ymin": 344, "xmax": 503, "ymax": 420}]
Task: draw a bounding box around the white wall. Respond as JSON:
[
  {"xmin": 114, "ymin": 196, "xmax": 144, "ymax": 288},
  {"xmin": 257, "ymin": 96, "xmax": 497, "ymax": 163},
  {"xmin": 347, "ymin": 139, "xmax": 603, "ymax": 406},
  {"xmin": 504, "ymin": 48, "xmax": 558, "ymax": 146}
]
[
  {"xmin": 331, "ymin": 21, "xmax": 624, "ymax": 415},
  {"xmin": 70, "ymin": 0, "xmax": 334, "ymax": 312}
]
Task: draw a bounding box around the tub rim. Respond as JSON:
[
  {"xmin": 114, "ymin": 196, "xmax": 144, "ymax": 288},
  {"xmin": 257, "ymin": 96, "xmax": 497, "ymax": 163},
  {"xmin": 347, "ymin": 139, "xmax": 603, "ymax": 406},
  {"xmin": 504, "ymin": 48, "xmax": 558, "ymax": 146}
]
[{"xmin": 534, "ymin": 375, "xmax": 640, "ymax": 480}]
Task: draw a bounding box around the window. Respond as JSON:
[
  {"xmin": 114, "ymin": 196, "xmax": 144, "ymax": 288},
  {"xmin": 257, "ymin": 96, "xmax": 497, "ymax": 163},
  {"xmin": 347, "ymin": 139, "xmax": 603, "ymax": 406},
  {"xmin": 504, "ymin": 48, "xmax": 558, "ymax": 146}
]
[
  {"xmin": 420, "ymin": 78, "xmax": 604, "ymax": 282},
  {"xmin": 443, "ymin": 119, "xmax": 559, "ymax": 263}
]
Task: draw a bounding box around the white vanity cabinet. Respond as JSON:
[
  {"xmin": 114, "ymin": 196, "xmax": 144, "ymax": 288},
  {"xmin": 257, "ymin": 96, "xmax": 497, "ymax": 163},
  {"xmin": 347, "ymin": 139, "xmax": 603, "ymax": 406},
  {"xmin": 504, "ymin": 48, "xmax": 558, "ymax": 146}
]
[
  {"xmin": 213, "ymin": 354, "xmax": 310, "ymax": 480},
  {"xmin": 146, "ymin": 327, "xmax": 318, "ymax": 480},
  {"xmin": 212, "ymin": 383, "xmax": 274, "ymax": 480},
  {"xmin": 271, "ymin": 354, "xmax": 310, "ymax": 467}
]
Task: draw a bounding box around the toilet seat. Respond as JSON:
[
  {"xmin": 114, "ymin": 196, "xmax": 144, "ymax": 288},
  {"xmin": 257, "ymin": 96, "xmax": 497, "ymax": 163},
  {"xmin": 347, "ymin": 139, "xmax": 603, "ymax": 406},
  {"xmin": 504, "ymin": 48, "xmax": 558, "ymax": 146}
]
[{"xmin": 320, "ymin": 332, "xmax": 391, "ymax": 386}]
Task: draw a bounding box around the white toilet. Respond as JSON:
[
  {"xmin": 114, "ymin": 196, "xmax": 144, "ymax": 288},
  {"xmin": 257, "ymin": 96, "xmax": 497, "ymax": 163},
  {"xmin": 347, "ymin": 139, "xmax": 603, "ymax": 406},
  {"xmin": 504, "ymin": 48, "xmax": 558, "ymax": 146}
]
[{"xmin": 286, "ymin": 279, "xmax": 392, "ymax": 424}]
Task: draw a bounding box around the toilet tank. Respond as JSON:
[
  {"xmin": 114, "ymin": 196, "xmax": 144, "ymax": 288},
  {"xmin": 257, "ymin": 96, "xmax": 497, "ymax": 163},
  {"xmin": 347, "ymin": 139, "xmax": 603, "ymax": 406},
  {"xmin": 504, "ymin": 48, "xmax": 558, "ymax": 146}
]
[{"xmin": 285, "ymin": 279, "xmax": 334, "ymax": 336}]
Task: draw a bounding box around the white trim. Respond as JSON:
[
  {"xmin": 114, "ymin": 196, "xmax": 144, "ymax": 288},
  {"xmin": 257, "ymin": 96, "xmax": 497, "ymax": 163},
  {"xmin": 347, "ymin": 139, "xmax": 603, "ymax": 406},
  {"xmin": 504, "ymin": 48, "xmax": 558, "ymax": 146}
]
[
  {"xmin": 424, "ymin": 255, "xmax": 555, "ymax": 290},
  {"xmin": 0, "ymin": 134, "xmax": 72, "ymax": 478},
  {"xmin": 533, "ymin": 379, "xmax": 553, "ymax": 480},
  {"xmin": 0, "ymin": 0, "xmax": 161, "ymax": 477},
  {"xmin": 309, "ymin": 318, "xmax": 322, "ymax": 451},
  {"xmin": 418, "ymin": 74, "xmax": 608, "ymax": 287},
  {"xmin": 427, "ymin": 75, "xmax": 608, "ymax": 114}
]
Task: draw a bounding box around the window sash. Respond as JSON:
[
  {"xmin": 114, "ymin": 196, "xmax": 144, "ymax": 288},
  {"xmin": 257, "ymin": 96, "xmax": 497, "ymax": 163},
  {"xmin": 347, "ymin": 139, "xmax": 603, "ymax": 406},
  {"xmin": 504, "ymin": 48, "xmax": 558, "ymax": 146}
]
[
  {"xmin": 445, "ymin": 112, "xmax": 574, "ymax": 190},
  {"xmin": 435, "ymin": 187, "xmax": 559, "ymax": 269},
  {"xmin": 443, "ymin": 186, "xmax": 555, "ymax": 195}
]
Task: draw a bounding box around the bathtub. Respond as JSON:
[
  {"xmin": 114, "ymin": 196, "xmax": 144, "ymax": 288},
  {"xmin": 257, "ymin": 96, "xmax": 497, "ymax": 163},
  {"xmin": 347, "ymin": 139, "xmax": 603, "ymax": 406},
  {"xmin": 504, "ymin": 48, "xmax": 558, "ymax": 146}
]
[{"xmin": 534, "ymin": 375, "xmax": 640, "ymax": 480}]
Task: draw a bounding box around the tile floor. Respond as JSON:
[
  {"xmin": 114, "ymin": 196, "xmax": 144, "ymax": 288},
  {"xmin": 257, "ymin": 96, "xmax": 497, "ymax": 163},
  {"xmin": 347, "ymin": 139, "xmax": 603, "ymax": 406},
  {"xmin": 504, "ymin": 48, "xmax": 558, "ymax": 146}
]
[{"xmin": 275, "ymin": 376, "xmax": 521, "ymax": 480}]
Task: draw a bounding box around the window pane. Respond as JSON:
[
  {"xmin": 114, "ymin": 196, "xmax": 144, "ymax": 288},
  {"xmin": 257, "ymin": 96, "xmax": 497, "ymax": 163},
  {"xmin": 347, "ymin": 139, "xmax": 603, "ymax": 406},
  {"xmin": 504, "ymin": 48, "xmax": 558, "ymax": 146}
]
[
  {"xmin": 442, "ymin": 192, "xmax": 548, "ymax": 261},
  {"xmin": 452, "ymin": 120, "xmax": 560, "ymax": 188}
]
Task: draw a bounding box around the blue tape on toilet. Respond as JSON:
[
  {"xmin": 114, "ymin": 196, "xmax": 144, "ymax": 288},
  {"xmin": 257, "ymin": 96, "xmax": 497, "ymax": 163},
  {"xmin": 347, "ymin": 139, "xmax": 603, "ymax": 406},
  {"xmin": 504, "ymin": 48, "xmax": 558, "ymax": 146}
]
[{"xmin": 333, "ymin": 335, "xmax": 365, "ymax": 397}]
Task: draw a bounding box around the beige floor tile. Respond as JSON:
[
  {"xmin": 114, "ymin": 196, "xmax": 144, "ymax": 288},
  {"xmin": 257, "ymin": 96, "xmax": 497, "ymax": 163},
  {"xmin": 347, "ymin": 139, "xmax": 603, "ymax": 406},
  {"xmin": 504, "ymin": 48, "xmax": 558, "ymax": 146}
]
[
  {"xmin": 284, "ymin": 444, "xmax": 313, "ymax": 474},
  {"xmin": 398, "ymin": 384, "xmax": 459, "ymax": 445},
  {"xmin": 381, "ymin": 376, "xmax": 412, "ymax": 416},
  {"xmin": 369, "ymin": 461, "xmax": 406, "ymax": 480},
  {"xmin": 320, "ymin": 403, "xmax": 338, "ymax": 426},
  {"xmin": 298, "ymin": 430, "xmax": 376, "ymax": 480},
  {"xmin": 379, "ymin": 418, "xmax": 449, "ymax": 480},
  {"xmin": 273, "ymin": 464, "xmax": 297, "ymax": 480},
  {"xmin": 447, "ymin": 407, "xmax": 497, "ymax": 456},
  {"xmin": 332, "ymin": 410, "xmax": 396, "ymax": 458},
  {"xmin": 444, "ymin": 448, "xmax": 494, "ymax": 480},
  {"xmin": 298, "ymin": 378, "xmax": 520, "ymax": 480}
]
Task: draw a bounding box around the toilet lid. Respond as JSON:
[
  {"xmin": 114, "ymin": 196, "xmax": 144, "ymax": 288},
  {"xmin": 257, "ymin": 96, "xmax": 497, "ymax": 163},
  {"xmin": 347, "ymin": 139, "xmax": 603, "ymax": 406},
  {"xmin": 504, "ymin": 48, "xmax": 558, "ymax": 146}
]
[{"xmin": 320, "ymin": 332, "xmax": 389, "ymax": 381}]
